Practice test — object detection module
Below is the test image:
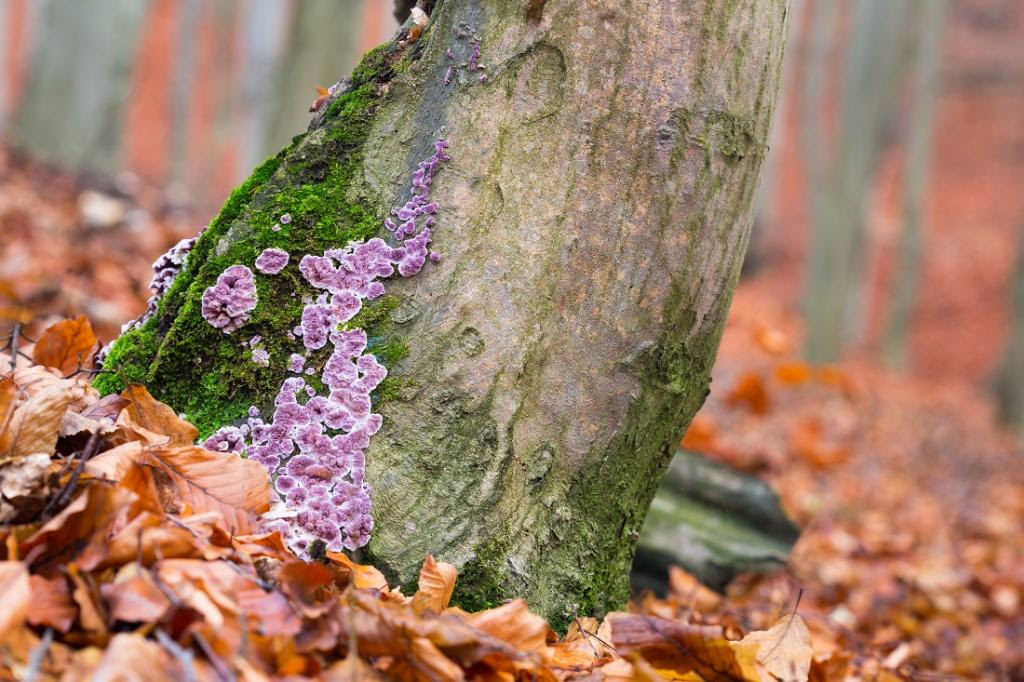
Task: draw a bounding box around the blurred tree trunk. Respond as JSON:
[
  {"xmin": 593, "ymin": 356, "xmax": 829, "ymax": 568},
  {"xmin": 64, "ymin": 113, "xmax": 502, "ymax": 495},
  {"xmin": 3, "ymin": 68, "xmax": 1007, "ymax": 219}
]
[
  {"xmin": 997, "ymin": 234, "xmax": 1024, "ymax": 433},
  {"xmin": 98, "ymin": 0, "xmax": 789, "ymax": 623},
  {"xmin": 169, "ymin": 0, "xmax": 202, "ymax": 185},
  {"xmin": 9, "ymin": 0, "xmax": 149, "ymax": 174},
  {"xmin": 803, "ymin": 0, "xmax": 911, "ymax": 363},
  {"xmin": 237, "ymin": 0, "xmax": 291, "ymax": 173},
  {"xmin": 263, "ymin": 0, "xmax": 369, "ymax": 155},
  {"xmin": 883, "ymin": 0, "xmax": 948, "ymax": 368}
]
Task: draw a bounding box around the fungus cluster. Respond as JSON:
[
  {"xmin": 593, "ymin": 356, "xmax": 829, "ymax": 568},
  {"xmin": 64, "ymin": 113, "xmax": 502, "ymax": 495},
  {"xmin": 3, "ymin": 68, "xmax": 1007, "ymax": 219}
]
[
  {"xmin": 255, "ymin": 247, "xmax": 290, "ymax": 275},
  {"xmin": 443, "ymin": 27, "xmax": 485, "ymax": 87},
  {"xmin": 97, "ymin": 232, "xmax": 202, "ymax": 365},
  {"xmin": 201, "ymin": 264, "xmax": 258, "ymax": 333},
  {"xmin": 200, "ymin": 139, "xmax": 451, "ymax": 554}
]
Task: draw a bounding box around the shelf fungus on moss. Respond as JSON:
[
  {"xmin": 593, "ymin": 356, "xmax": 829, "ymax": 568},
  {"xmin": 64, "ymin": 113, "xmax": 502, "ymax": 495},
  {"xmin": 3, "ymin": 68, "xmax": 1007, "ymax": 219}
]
[
  {"xmin": 199, "ymin": 139, "xmax": 451, "ymax": 555},
  {"xmin": 255, "ymin": 247, "xmax": 290, "ymax": 275},
  {"xmin": 201, "ymin": 264, "xmax": 258, "ymax": 333}
]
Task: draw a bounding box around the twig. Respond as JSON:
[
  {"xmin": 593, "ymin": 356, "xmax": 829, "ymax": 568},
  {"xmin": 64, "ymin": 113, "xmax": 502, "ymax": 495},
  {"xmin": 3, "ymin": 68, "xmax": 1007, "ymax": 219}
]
[
  {"xmin": 193, "ymin": 631, "xmax": 235, "ymax": 682},
  {"xmin": 24, "ymin": 628, "xmax": 54, "ymax": 682},
  {"xmin": 41, "ymin": 430, "xmax": 103, "ymax": 518},
  {"xmin": 155, "ymin": 629, "xmax": 198, "ymax": 682},
  {"xmin": 570, "ymin": 604, "xmax": 615, "ymax": 655}
]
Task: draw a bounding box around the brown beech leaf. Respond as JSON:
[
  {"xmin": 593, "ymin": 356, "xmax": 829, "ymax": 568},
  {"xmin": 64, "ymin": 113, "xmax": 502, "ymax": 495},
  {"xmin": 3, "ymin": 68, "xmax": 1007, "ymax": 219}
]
[
  {"xmin": 466, "ymin": 599, "xmax": 550, "ymax": 653},
  {"xmin": 33, "ymin": 316, "xmax": 97, "ymax": 375},
  {"xmin": 27, "ymin": 574, "xmax": 77, "ymax": 632},
  {"xmin": 732, "ymin": 614, "xmax": 813, "ymax": 682},
  {"xmin": 119, "ymin": 383, "xmax": 198, "ymax": 447},
  {"xmin": 328, "ymin": 550, "xmax": 390, "ymax": 590},
  {"xmin": 412, "ymin": 553, "xmax": 457, "ymax": 614},
  {"xmin": 323, "ymin": 653, "xmax": 389, "ymax": 681},
  {"xmin": 0, "ymin": 562, "xmax": 30, "ymax": 639},
  {"xmin": 102, "ymin": 566, "xmax": 171, "ymax": 623},
  {"xmin": 87, "ymin": 443, "xmax": 271, "ymax": 535},
  {"xmin": 605, "ymin": 612, "xmax": 750, "ymax": 679},
  {"xmin": 2, "ymin": 379, "xmax": 82, "ymax": 461}
]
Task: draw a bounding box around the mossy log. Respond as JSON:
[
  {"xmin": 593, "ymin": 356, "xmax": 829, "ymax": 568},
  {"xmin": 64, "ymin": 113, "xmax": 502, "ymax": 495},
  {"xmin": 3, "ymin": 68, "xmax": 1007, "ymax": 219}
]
[
  {"xmin": 96, "ymin": 0, "xmax": 790, "ymax": 625},
  {"xmin": 633, "ymin": 450, "xmax": 799, "ymax": 594}
]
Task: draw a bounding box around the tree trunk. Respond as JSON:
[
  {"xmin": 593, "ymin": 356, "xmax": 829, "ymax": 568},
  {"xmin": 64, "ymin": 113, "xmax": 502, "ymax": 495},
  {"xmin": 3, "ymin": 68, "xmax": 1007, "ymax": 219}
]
[
  {"xmin": 802, "ymin": 0, "xmax": 911, "ymax": 363},
  {"xmin": 9, "ymin": 0, "xmax": 150, "ymax": 174},
  {"xmin": 996, "ymin": 234, "xmax": 1024, "ymax": 434},
  {"xmin": 96, "ymin": 0, "xmax": 789, "ymax": 623},
  {"xmin": 883, "ymin": 0, "xmax": 947, "ymax": 368}
]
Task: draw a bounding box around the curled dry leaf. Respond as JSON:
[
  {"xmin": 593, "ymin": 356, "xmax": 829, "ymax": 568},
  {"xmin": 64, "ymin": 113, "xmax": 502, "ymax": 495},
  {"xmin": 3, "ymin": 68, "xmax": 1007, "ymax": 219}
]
[
  {"xmin": 0, "ymin": 561, "xmax": 30, "ymax": 639},
  {"xmin": 411, "ymin": 553, "xmax": 457, "ymax": 614},
  {"xmin": 33, "ymin": 316, "xmax": 98, "ymax": 375},
  {"xmin": 1, "ymin": 379, "xmax": 81, "ymax": 461},
  {"xmin": 328, "ymin": 550, "xmax": 390, "ymax": 590},
  {"xmin": 467, "ymin": 599, "xmax": 550, "ymax": 653},
  {"xmin": 0, "ymin": 452, "xmax": 51, "ymax": 523},
  {"xmin": 87, "ymin": 442, "xmax": 271, "ymax": 535},
  {"xmin": 79, "ymin": 633, "xmax": 184, "ymax": 682},
  {"xmin": 117, "ymin": 383, "xmax": 198, "ymax": 447}
]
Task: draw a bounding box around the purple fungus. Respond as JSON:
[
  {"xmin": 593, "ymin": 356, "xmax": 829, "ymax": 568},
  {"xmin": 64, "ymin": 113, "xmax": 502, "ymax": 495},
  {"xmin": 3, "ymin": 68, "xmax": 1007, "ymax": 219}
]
[
  {"xmin": 201, "ymin": 264, "xmax": 258, "ymax": 333},
  {"xmin": 255, "ymin": 247, "xmax": 290, "ymax": 274},
  {"xmin": 222, "ymin": 140, "xmax": 451, "ymax": 555},
  {"xmin": 468, "ymin": 39, "xmax": 481, "ymax": 70}
]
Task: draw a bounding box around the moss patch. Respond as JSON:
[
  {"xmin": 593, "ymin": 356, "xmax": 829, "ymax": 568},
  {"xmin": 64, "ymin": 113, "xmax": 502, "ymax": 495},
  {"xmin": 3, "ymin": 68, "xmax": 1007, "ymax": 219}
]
[{"xmin": 94, "ymin": 44, "xmax": 412, "ymax": 437}]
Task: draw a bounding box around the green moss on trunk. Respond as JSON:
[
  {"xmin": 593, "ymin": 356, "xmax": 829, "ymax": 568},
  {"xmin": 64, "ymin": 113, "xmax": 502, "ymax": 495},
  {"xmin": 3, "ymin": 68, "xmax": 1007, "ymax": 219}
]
[{"xmin": 95, "ymin": 45, "xmax": 406, "ymax": 436}]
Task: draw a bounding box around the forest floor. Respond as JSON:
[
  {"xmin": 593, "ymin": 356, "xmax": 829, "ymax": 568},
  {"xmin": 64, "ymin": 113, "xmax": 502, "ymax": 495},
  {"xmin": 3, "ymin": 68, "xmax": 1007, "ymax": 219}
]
[{"xmin": 1, "ymin": 151, "xmax": 1022, "ymax": 680}]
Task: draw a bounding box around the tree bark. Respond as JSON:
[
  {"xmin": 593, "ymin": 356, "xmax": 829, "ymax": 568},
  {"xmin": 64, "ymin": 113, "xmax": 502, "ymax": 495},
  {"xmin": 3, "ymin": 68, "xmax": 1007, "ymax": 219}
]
[{"xmin": 97, "ymin": 0, "xmax": 789, "ymax": 623}]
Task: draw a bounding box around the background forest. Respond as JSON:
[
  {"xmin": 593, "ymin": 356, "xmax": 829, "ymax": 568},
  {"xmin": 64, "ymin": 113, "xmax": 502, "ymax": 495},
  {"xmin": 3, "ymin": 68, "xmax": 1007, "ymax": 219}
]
[{"xmin": 0, "ymin": 0, "xmax": 1022, "ymax": 679}]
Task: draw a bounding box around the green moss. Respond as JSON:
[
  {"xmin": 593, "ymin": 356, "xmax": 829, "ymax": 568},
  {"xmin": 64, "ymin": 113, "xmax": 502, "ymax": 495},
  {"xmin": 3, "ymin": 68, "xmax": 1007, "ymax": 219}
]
[
  {"xmin": 450, "ymin": 534, "xmax": 513, "ymax": 612},
  {"xmin": 94, "ymin": 43, "xmax": 412, "ymax": 436}
]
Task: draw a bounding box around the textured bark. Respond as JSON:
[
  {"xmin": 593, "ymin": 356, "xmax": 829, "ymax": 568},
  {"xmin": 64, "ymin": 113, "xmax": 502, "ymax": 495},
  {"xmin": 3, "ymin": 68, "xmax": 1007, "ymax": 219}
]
[{"xmin": 98, "ymin": 0, "xmax": 789, "ymax": 623}]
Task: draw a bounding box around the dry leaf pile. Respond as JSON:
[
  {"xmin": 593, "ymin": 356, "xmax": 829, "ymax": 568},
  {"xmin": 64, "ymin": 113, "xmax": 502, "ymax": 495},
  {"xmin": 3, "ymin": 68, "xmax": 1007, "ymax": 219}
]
[
  {"xmin": 0, "ymin": 318, "xmax": 825, "ymax": 681},
  {"xmin": 686, "ymin": 287, "xmax": 1024, "ymax": 680}
]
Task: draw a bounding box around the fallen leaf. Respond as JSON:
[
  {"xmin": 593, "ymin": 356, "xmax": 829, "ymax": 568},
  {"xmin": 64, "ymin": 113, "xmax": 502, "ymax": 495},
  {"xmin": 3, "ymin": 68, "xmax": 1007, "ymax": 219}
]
[
  {"xmin": 102, "ymin": 566, "xmax": 172, "ymax": 623},
  {"xmin": 87, "ymin": 443, "xmax": 271, "ymax": 535},
  {"xmin": 0, "ymin": 452, "xmax": 51, "ymax": 522},
  {"xmin": 86, "ymin": 633, "xmax": 183, "ymax": 681},
  {"xmin": 467, "ymin": 599, "xmax": 549, "ymax": 653},
  {"xmin": 1, "ymin": 379, "xmax": 81, "ymax": 461},
  {"xmin": 119, "ymin": 383, "xmax": 198, "ymax": 447},
  {"xmin": 732, "ymin": 614, "xmax": 813, "ymax": 682},
  {"xmin": 0, "ymin": 562, "xmax": 30, "ymax": 639},
  {"xmin": 33, "ymin": 316, "xmax": 97, "ymax": 375},
  {"xmin": 323, "ymin": 653, "xmax": 389, "ymax": 681},
  {"xmin": 27, "ymin": 574, "xmax": 77, "ymax": 631},
  {"xmin": 412, "ymin": 553, "xmax": 457, "ymax": 614},
  {"xmin": 328, "ymin": 551, "xmax": 390, "ymax": 590},
  {"xmin": 606, "ymin": 612, "xmax": 748, "ymax": 679},
  {"xmin": 726, "ymin": 372, "xmax": 772, "ymax": 415}
]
